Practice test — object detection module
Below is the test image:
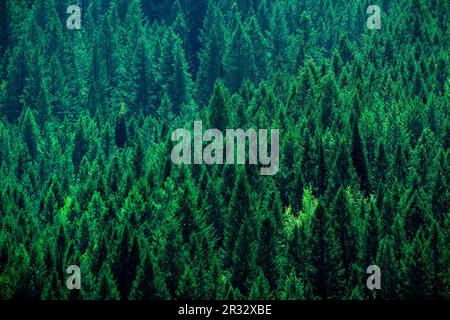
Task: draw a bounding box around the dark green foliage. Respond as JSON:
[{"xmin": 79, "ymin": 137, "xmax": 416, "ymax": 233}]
[
  {"xmin": 207, "ymin": 80, "xmax": 228, "ymax": 131},
  {"xmin": 223, "ymin": 19, "xmax": 256, "ymax": 92},
  {"xmin": 196, "ymin": 2, "xmax": 225, "ymax": 106}
]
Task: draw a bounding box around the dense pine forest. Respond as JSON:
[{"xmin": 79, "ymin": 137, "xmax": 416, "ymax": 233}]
[{"xmin": 0, "ymin": 0, "xmax": 449, "ymax": 300}]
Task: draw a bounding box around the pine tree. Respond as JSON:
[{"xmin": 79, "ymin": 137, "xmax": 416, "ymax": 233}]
[
  {"xmin": 96, "ymin": 264, "xmax": 120, "ymax": 300},
  {"xmin": 249, "ymin": 269, "xmax": 272, "ymax": 300},
  {"xmin": 317, "ymin": 139, "xmax": 327, "ymax": 196},
  {"xmin": 427, "ymin": 219, "xmax": 448, "ymax": 299},
  {"xmin": 374, "ymin": 143, "xmax": 389, "ymax": 185},
  {"xmin": 327, "ymin": 138, "xmax": 353, "ymax": 195},
  {"xmin": 133, "ymin": 138, "xmax": 145, "ymax": 178},
  {"xmin": 0, "ymin": 0, "xmax": 7, "ymax": 59},
  {"xmin": 224, "ymin": 170, "xmax": 252, "ymax": 266},
  {"xmin": 280, "ymin": 268, "xmax": 305, "ymax": 300},
  {"xmin": 431, "ymin": 151, "xmax": 449, "ymax": 223},
  {"xmin": 207, "ymin": 80, "xmax": 228, "ymax": 131},
  {"xmin": 400, "ymin": 229, "xmax": 434, "ymax": 299},
  {"xmin": 377, "ymin": 236, "xmax": 399, "ymax": 299},
  {"xmin": 268, "ymin": 3, "xmax": 288, "ymax": 70},
  {"xmin": 351, "ymin": 119, "xmax": 370, "ymax": 195},
  {"xmin": 87, "ymin": 31, "xmax": 109, "ymax": 116},
  {"xmin": 20, "ymin": 108, "xmax": 39, "ymax": 160},
  {"xmin": 247, "ymin": 16, "xmax": 268, "ymax": 82},
  {"xmin": 157, "ymin": 211, "xmax": 185, "ymax": 298},
  {"xmin": 0, "ymin": 0, "xmax": 448, "ymax": 302},
  {"xmin": 364, "ymin": 201, "xmax": 382, "ymax": 267},
  {"xmin": 319, "ymin": 73, "xmax": 339, "ymax": 129},
  {"xmin": 196, "ymin": 1, "xmax": 225, "ymax": 106},
  {"xmin": 160, "ymin": 29, "xmax": 193, "ymax": 114},
  {"xmin": 134, "ymin": 35, "xmax": 156, "ymax": 116},
  {"xmin": 176, "ymin": 264, "xmax": 200, "ymax": 299},
  {"xmin": 115, "ymin": 115, "xmax": 127, "ymax": 149},
  {"xmin": 403, "ymin": 187, "xmax": 431, "ymax": 241},
  {"xmin": 182, "ymin": 0, "xmax": 208, "ymax": 72},
  {"xmin": 3, "ymin": 45, "xmax": 27, "ymax": 122},
  {"xmin": 129, "ymin": 251, "xmax": 169, "ymax": 300},
  {"xmin": 231, "ymin": 217, "xmax": 254, "ymax": 296},
  {"xmin": 254, "ymin": 215, "xmax": 277, "ymax": 290},
  {"xmin": 223, "ymin": 20, "xmax": 256, "ymax": 92},
  {"xmin": 331, "ymin": 188, "xmax": 358, "ymax": 283},
  {"xmin": 309, "ymin": 202, "xmax": 345, "ymax": 299},
  {"xmin": 177, "ymin": 174, "xmax": 201, "ymax": 243},
  {"xmin": 171, "ymin": 37, "xmax": 193, "ymax": 111}
]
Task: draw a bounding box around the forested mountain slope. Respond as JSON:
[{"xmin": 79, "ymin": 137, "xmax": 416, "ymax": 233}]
[{"xmin": 0, "ymin": 0, "xmax": 448, "ymax": 300}]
